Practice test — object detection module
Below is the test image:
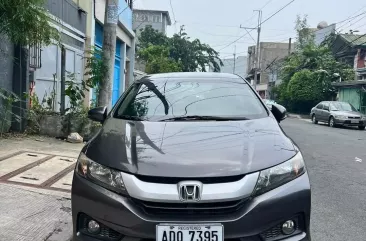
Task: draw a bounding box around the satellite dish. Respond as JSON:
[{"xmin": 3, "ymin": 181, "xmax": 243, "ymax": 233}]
[{"xmin": 317, "ymin": 21, "xmax": 328, "ymax": 29}]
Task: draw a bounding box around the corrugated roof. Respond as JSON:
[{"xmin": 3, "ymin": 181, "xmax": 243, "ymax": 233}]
[{"xmin": 339, "ymin": 34, "xmax": 366, "ymax": 47}]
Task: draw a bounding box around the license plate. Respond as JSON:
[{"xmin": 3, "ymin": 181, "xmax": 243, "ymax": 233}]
[
  {"xmin": 351, "ymin": 120, "xmax": 359, "ymax": 123},
  {"xmin": 156, "ymin": 224, "xmax": 223, "ymax": 241}
]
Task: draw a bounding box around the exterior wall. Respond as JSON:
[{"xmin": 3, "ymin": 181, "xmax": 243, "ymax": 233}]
[
  {"xmin": 133, "ymin": 10, "xmax": 167, "ymax": 34},
  {"xmin": 0, "ymin": 34, "xmax": 15, "ymax": 132},
  {"xmin": 119, "ymin": 0, "xmax": 133, "ymax": 30},
  {"xmin": 220, "ymin": 56, "xmax": 247, "ymax": 78},
  {"xmin": 46, "ymin": 0, "xmax": 87, "ymax": 34},
  {"xmin": 314, "ymin": 24, "xmax": 336, "ymax": 46},
  {"xmin": 339, "ymin": 88, "xmax": 361, "ymax": 111},
  {"xmin": 0, "ymin": 34, "xmax": 14, "ymax": 93},
  {"xmin": 71, "ymin": 0, "xmax": 95, "ymax": 107},
  {"xmin": 95, "ymin": 0, "xmax": 133, "ymax": 47},
  {"xmin": 247, "ymin": 42, "xmax": 292, "ymax": 98},
  {"xmin": 32, "ymin": 0, "xmax": 87, "ymax": 112}
]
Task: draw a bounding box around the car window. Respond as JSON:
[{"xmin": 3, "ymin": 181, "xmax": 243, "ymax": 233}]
[
  {"xmin": 323, "ymin": 103, "xmax": 330, "ymax": 111},
  {"xmin": 114, "ymin": 77, "xmax": 268, "ymax": 121},
  {"xmin": 317, "ymin": 103, "xmax": 323, "ymax": 109},
  {"xmin": 330, "ymin": 102, "xmax": 357, "ymax": 112}
]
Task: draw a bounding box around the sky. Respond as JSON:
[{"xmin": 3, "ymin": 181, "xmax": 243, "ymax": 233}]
[{"xmin": 134, "ymin": 0, "xmax": 366, "ymax": 63}]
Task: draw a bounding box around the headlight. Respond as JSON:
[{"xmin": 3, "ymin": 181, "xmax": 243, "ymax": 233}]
[
  {"xmin": 76, "ymin": 153, "xmax": 128, "ymax": 195},
  {"xmin": 252, "ymin": 152, "xmax": 306, "ymax": 196},
  {"xmin": 335, "ymin": 115, "xmax": 347, "ymax": 120},
  {"xmin": 362, "ymin": 116, "xmax": 366, "ymax": 120}
]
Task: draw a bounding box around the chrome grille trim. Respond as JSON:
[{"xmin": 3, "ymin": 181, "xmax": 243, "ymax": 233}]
[{"xmin": 121, "ymin": 172, "xmax": 259, "ymax": 203}]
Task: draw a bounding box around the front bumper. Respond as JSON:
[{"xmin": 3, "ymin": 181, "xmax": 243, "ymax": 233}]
[
  {"xmin": 334, "ymin": 119, "xmax": 365, "ymax": 126},
  {"xmin": 71, "ymin": 172, "xmax": 311, "ymax": 241}
]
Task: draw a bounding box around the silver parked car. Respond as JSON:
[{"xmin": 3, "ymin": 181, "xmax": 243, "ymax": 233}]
[{"xmin": 310, "ymin": 101, "xmax": 366, "ymax": 130}]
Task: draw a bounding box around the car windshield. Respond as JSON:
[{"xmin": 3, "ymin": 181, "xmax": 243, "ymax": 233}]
[
  {"xmin": 330, "ymin": 102, "xmax": 357, "ymax": 112},
  {"xmin": 114, "ymin": 77, "xmax": 268, "ymax": 121}
]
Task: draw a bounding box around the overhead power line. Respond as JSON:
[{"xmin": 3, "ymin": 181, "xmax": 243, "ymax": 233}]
[
  {"xmin": 337, "ymin": 12, "xmax": 366, "ymax": 32},
  {"xmin": 218, "ymin": 0, "xmax": 297, "ymax": 51},
  {"xmin": 169, "ymin": 0, "xmax": 177, "ymax": 32}
]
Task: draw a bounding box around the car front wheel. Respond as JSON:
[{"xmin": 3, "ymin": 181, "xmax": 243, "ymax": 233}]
[
  {"xmin": 312, "ymin": 114, "xmax": 318, "ymax": 124},
  {"xmin": 329, "ymin": 117, "xmax": 336, "ymax": 128}
]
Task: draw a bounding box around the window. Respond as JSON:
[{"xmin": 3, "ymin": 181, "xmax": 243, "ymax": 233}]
[
  {"xmin": 330, "ymin": 102, "xmax": 357, "ymax": 112},
  {"xmin": 153, "ymin": 15, "xmax": 161, "ymax": 22},
  {"xmin": 125, "ymin": 0, "xmax": 133, "ymax": 9},
  {"xmin": 316, "ymin": 103, "xmax": 323, "ymax": 109},
  {"xmin": 115, "ymin": 77, "xmax": 268, "ymax": 121},
  {"xmin": 323, "ymin": 103, "xmax": 329, "ymax": 111},
  {"xmin": 136, "ymin": 13, "xmax": 148, "ymax": 22}
]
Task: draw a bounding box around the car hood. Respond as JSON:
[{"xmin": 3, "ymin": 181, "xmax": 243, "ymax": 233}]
[
  {"xmin": 331, "ymin": 110, "xmax": 361, "ymax": 117},
  {"xmin": 84, "ymin": 117, "xmax": 297, "ymax": 177}
]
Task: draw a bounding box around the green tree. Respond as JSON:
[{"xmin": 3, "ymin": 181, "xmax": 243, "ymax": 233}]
[
  {"xmin": 0, "ymin": 0, "xmax": 58, "ymax": 46},
  {"xmin": 137, "ymin": 25, "xmax": 223, "ymax": 73},
  {"xmin": 137, "ymin": 25, "xmax": 168, "ymax": 50},
  {"xmin": 275, "ymin": 15, "xmax": 354, "ymax": 113},
  {"xmin": 138, "ymin": 45, "xmax": 182, "ymax": 74}
]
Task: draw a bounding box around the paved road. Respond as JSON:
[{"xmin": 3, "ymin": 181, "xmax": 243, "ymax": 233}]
[
  {"xmin": 281, "ymin": 118, "xmax": 366, "ymax": 241},
  {"xmin": 0, "ymin": 136, "xmax": 83, "ymax": 241}
]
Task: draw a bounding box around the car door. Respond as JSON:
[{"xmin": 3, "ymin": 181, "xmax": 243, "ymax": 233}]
[
  {"xmin": 314, "ymin": 103, "xmax": 324, "ymax": 120},
  {"xmin": 322, "ymin": 102, "xmax": 331, "ymax": 121}
]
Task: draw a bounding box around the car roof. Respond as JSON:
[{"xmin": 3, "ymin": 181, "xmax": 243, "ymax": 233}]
[{"xmin": 140, "ymin": 72, "xmax": 245, "ymax": 83}]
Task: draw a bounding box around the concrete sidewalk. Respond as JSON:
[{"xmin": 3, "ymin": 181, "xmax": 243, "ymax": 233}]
[{"xmin": 0, "ymin": 135, "xmax": 84, "ymax": 241}]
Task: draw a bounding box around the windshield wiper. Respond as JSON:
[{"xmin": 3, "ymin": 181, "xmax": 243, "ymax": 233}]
[
  {"xmin": 116, "ymin": 115, "xmax": 145, "ymax": 121},
  {"xmin": 159, "ymin": 115, "xmax": 250, "ymax": 122}
]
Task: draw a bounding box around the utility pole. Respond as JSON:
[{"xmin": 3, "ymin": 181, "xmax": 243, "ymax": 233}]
[
  {"xmin": 98, "ymin": 0, "xmax": 119, "ymax": 109},
  {"xmin": 233, "ymin": 45, "xmax": 236, "ymax": 74},
  {"xmin": 288, "ymin": 38, "xmax": 292, "ymax": 55},
  {"xmin": 240, "ymin": 10, "xmax": 262, "ymax": 91}
]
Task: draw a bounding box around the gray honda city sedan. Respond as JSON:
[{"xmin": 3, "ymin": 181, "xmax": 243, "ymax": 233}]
[{"xmin": 71, "ymin": 72, "xmax": 311, "ymax": 241}]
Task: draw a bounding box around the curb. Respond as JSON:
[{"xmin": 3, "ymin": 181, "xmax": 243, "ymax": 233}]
[
  {"xmin": 287, "ymin": 113, "xmax": 310, "ymax": 120},
  {"xmin": 287, "ymin": 114, "xmax": 302, "ymax": 119}
]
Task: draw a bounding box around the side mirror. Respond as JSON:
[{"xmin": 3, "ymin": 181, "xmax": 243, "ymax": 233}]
[
  {"xmin": 271, "ymin": 103, "xmax": 287, "ymax": 123},
  {"xmin": 88, "ymin": 106, "xmax": 107, "ymax": 123}
]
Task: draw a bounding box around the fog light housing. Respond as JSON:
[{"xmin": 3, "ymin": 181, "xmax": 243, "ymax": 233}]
[
  {"xmin": 282, "ymin": 220, "xmax": 295, "ymax": 235},
  {"xmin": 87, "ymin": 220, "xmax": 100, "ymax": 234}
]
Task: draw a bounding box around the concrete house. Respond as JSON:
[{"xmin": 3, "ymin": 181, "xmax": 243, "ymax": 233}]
[
  {"xmin": 219, "ymin": 56, "xmax": 248, "ymax": 78},
  {"xmin": 133, "ymin": 9, "xmax": 172, "ymax": 35},
  {"xmin": 247, "ymin": 42, "xmax": 293, "ymax": 99},
  {"xmin": 132, "ymin": 9, "xmax": 171, "ymax": 73},
  {"xmin": 0, "ymin": 0, "xmax": 136, "ymax": 132},
  {"xmin": 332, "ymin": 34, "xmax": 366, "ymax": 114},
  {"xmin": 1, "ymin": 0, "xmax": 90, "ymax": 131}
]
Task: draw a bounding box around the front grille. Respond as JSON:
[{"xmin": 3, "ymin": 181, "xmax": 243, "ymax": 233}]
[
  {"xmin": 260, "ymin": 216, "xmax": 301, "ymax": 241},
  {"xmin": 261, "ymin": 224, "xmax": 282, "ymax": 240},
  {"xmin": 134, "ymin": 174, "xmax": 245, "ymax": 184},
  {"xmin": 133, "ymin": 198, "xmax": 248, "ymax": 217},
  {"xmin": 78, "ymin": 213, "xmax": 123, "ymax": 240},
  {"xmin": 348, "ymin": 116, "xmax": 361, "ymax": 119}
]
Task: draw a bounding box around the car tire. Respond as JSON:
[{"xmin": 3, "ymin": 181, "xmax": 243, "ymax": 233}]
[
  {"xmin": 311, "ymin": 114, "xmax": 318, "ymax": 124},
  {"xmin": 329, "ymin": 116, "xmax": 336, "ymax": 128},
  {"xmin": 358, "ymin": 125, "xmax": 366, "ymax": 130}
]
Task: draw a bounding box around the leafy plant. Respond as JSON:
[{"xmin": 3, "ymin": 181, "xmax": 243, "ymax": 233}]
[
  {"xmin": 138, "ymin": 45, "xmax": 182, "ymax": 74},
  {"xmin": 84, "ymin": 47, "xmax": 106, "ymax": 106},
  {"xmin": 65, "ymin": 72, "xmax": 85, "ymax": 111},
  {"xmin": 0, "ymin": 88, "xmax": 21, "ymax": 136},
  {"xmin": 0, "ymin": 0, "xmax": 59, "ymax": 46},
  {"xmin": 137, "ymin": 25, "xmax": 223, "ymax": 73},
  {"xmin": 275, "ymin": 15, "xmax": 355, "ymax": 113}
]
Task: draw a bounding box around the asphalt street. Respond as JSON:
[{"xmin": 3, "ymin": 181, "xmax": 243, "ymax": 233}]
[{"xmin": 281, "ymin": 118, "xmax": 366, "ymax": 241}]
